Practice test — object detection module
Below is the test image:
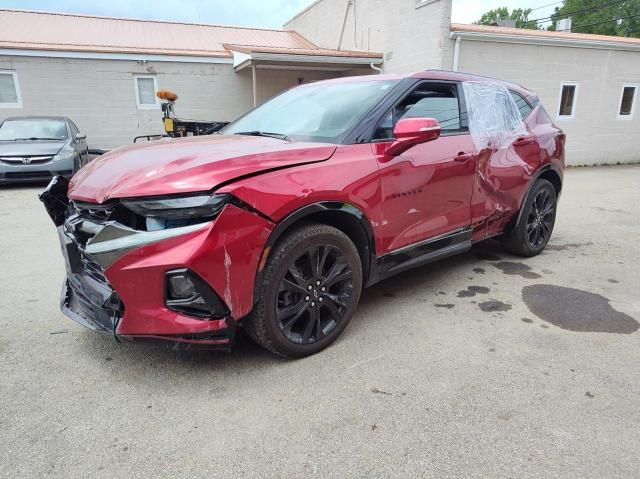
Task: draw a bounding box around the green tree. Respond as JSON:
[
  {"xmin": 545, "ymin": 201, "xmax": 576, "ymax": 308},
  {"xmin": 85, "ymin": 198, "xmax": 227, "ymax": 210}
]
[
  {"xmin": 475, "ymin": 7, "xmax": 540, "ymax": 29},
  {"xmin": 547, "ymin": 0, "xmax": 640, "ymax": 38}
]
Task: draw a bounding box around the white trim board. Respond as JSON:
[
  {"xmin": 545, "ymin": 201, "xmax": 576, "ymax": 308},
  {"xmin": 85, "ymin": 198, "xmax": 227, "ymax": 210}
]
[
  {"xmin": 0, "ymin": 48, "xmax": 233, "ymax": 64},
  {"xmin": 450, "ymin": 31, "xmax": 640, "ymax": 53}
]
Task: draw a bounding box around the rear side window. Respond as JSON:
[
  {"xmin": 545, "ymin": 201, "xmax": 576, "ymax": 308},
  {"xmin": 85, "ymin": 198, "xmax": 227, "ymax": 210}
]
[{"xmin": 510, "ymin": 91, "xmax": 533, "ymax": 119}]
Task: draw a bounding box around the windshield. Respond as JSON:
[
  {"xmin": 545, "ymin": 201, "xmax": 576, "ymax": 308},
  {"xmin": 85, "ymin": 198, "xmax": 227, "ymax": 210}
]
[
  {"xmin": 0, "ymin": 119, "xmax": 68, "ymax": 141},
  {"xmin": 223, "ymin": 80, "xmax": 398, "ymax": 143}
]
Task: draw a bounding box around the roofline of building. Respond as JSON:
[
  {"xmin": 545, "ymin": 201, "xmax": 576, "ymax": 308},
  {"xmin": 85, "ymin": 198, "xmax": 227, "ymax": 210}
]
[
  {"xmin": 450, "ymin": 24, "xmax": 640, "ymax": 52},
  {"xmin": 0, "ymin": 47, "xmax": 234, "ymax": 64},
  {"xmin": 283, "ymin": 0, "xmax": 323, "ymax": 27},
  {"xmin": 0, "ymin": 7, "xmax": 288, "ymax": 33},
  {"xmin": 224, "ymin": 44, "xmax": 383, "ymax": 59}
]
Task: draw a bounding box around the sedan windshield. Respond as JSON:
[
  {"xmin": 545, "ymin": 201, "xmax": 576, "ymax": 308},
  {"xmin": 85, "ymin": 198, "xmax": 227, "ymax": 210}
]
[
  {"xmin": 0, "ymin": 119, "xmax": 68, "ymax": 141},
  {"xmin": 223, "ymin": 80, "xmax": 398, "ymax": 143}
]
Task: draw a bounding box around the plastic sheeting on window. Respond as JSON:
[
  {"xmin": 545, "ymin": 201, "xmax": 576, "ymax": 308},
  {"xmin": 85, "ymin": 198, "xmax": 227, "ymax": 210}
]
[{"xmin": 462, "ymin": 81, "xmax": 528, "ymax": 151}]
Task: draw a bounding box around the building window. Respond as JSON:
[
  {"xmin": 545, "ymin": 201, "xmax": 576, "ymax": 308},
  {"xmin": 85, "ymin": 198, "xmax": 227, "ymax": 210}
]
[
  {"xmin": 0, "ymin": 71, "xmax": 22, "ymax": 108},
  {"xmin": 134, "ymin": 76, "xmax": 159, "ymax": 109},
  {"xmin": 618, "ymin": 85, "xmax": 637, "ymax": 119},
  {"xmin": 558, "ymin": 82, "xmax": 578, "ymax": 119}
]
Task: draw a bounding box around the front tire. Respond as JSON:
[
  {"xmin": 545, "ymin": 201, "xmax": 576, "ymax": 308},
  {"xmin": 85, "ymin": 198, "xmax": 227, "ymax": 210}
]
[
  {"xmin": 245, "ymin": 223, "xmax": 363, "ymax": 358},
  {"xmin": 501, "ymin": 179, "xmax": 557, "ymax": 257}
]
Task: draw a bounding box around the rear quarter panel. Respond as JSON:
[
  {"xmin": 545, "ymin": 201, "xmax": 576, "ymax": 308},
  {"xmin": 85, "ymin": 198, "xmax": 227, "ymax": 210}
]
[{"xmin": 470, "ymin": 104, "xmax": 564, "ymax": 240}]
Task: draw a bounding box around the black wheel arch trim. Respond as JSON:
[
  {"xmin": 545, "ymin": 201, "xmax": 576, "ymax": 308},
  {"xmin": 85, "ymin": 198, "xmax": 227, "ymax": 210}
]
[
  {"xmin": 507, "ymin": 164, "xmax": 562, "ymax": 234},
  {"xmin": 252, "ymin": 201, "xmax": 376, "ymax": 305}
]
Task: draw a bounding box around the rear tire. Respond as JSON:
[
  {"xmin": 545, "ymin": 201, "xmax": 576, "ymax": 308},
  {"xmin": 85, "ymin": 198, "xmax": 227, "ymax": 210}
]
[
  {"xmin": 245, "ymin": 223, "xmax": 363, "ymax": 358},
  {"xmin": 501, "ymin": 179, "xmax": 557, "ymax": 257}
]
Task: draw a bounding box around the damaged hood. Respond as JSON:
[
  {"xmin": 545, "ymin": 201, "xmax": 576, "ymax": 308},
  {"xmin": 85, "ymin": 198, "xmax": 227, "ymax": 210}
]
[{"xmin": 68, "ymin": 134, "xmax": 337, "ymax": 203}]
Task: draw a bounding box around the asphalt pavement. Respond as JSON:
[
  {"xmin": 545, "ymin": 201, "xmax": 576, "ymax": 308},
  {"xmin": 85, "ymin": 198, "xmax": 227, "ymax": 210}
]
[{"xmin": 1, "ymin": 166, "xmax": 639, "ymax": 478}]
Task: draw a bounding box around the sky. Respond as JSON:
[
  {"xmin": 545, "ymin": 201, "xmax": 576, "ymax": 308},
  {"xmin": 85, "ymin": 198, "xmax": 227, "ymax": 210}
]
[{"xmin": 0, "ymin": 0, "xmax": 562, "ymax": 29}]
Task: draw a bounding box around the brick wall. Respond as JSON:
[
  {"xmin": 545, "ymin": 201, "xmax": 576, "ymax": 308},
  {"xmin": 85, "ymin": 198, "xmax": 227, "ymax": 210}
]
[{"xmin": 0, "ymin": 56, "xmax": 356, "ymax": 150}]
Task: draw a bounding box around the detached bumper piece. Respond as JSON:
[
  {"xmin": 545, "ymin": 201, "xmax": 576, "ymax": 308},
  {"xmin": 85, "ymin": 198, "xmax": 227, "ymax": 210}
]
[{"xmin": 61, "ymin": 273, "xmax": 123, "ymax": 335}]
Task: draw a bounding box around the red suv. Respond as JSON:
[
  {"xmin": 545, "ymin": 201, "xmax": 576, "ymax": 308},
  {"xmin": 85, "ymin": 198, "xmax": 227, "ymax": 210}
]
[{"xmin": 41, "ymin": 70, "xmax": 564, "ymax": 357}]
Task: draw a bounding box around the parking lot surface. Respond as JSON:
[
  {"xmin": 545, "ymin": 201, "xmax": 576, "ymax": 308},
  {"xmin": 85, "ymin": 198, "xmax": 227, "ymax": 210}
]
[{"xmin": 1, "ymin": 166, "xmax": 639, "ymax": 478}]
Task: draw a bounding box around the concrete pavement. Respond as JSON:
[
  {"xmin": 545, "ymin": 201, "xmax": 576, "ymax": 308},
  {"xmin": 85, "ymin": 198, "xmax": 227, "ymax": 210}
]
[{"xmin": 1, "ymin": 166, "xmax": 639, "ymax": 478}]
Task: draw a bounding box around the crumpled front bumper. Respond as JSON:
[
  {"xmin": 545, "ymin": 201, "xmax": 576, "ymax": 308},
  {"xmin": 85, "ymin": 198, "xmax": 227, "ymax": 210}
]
[{"xmin": 47, "ymin": 186, "xmax": 275, "ymax": 348}]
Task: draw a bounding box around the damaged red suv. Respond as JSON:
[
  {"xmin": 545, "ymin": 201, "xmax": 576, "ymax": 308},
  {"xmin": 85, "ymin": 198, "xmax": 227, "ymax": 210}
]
[{"xmin": 41, "ymin": 71, "xmax": 564, "ymax": 357}]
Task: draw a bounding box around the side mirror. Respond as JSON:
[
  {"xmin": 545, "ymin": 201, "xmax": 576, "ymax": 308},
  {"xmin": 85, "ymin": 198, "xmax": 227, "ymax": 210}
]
[
  {"xmin": 76, "ymin": 133, "xmax": 86, "ymax": 141},
  {"xmin": 385, "ymin": 117, "xmax": 441, "ymax": 157}
]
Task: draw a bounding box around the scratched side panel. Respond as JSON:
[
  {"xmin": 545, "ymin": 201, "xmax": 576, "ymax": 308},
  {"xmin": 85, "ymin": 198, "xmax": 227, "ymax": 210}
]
[
  {"xmin": 218, "ymin": 144, "xmax": 384, "ymax": 254},
  {"xmin": 470, "ymin": 105, "xmax": 559, "ymax": 241}
]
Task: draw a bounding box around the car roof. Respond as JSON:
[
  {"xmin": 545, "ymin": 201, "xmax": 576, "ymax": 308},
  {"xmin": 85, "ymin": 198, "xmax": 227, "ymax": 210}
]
[{"xmin": 307, "ymin": 70, "xmax": 535, "ymax": 99}]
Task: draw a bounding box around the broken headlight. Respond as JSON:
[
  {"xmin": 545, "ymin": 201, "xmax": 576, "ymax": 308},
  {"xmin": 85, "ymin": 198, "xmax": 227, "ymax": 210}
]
[{"xmin": 121, "ymin": 193, "xmax": 230, "ymax": 220}]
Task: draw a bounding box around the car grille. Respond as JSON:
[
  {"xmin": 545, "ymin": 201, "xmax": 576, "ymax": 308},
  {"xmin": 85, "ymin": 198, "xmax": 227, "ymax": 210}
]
[
  {"xmin": 0, "ymin": 155, "xmax": 54, "ymax": 166},
  {"xmin": 61, "ymin": 203, "xmax": 125, "ymax": 332},
  {"xmin": 4, "ymin": 171, "xmax": 53, "ymax": 180},
  {"xmin": 80, "ymin": 250, "xmax": 108, "ymax": 284},
  {"xmin": 71, "ymin": 200, "xmax": 117, "ymax": 223}
]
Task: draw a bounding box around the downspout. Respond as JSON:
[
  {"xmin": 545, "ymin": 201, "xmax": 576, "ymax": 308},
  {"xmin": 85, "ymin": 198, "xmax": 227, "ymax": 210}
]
[
  {"xmin": 370, "ymin": 62, "xmax": 383, "ymax": 74},
  {"xmin": 452, "ymin": 35, "xmax": 461, "ymax": 72},
  {"xmin": 251, "ymin": 64, "xmax": 257, "ymax": 107}
]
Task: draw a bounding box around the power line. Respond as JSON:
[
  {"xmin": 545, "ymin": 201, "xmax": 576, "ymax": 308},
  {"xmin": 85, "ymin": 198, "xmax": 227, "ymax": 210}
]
[
  {"xmin": 573, "ymin": 12, "xmax": 640, "ymax": 29},
  {"xmin": 528, "ymin": 1, "xmax": 563, "ymax": 13},
  {"xmin": 528, "ymin": 0, "xmax": 629, "ymax": 24}
]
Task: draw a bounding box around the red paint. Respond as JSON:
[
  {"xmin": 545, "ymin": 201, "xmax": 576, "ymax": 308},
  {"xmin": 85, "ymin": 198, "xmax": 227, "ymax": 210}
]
[
  {"xmin": 64, "ymin": 71, "xmax": 564, "ymax": 344},
  {"xmin": 68, "ymin": 134, "xmax": 336, "ymax": 203},
  {"xmin": 105, "ymin": 204, "xmax": 273, "ymax": 335}
]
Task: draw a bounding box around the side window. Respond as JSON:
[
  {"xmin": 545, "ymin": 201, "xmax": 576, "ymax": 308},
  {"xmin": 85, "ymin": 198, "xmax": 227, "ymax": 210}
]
[
  {"xmin": 373, "ymin": 82, "xmax": 462, "ymax": 140},
  {"xmin": 68, "ymin": 121, "xmax": 79, "ymax": 137},
  {"xmin": 510, "ymin": 91, "xmax": 533, "ymax": 119}
]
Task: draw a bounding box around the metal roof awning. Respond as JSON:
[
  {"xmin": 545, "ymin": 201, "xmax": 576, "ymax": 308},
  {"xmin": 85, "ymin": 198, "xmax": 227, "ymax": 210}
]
[{"xmin": 225, "ymin": 44, "xmax": 384, "ymax": 72}]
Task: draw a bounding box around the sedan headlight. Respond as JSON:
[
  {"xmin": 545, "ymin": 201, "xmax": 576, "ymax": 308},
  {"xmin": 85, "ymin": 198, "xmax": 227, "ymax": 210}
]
[
  {"xmin": 121, "ymin": 193, "xmax": 230, "ymax": 220},
  {"xmin": 53, "ymin": 145, "xmax": 75, "ymax": 162}
]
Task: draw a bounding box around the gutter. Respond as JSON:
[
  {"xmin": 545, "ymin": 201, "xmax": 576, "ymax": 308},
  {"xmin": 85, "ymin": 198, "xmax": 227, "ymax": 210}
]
[{"xmin": 449, "ymin": 30, "xmax": 640, "ymax": 53}]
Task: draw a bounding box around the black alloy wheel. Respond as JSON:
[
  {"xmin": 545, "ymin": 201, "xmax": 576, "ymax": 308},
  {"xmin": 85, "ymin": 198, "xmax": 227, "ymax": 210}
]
[
  {"xmin": 526, "ymin": 188, "xmax": 555, "ymax": 249},
  {"xmin": 245, "ymin": 223, "xmax": 362, "ymax": 358},
  {"xmin": 276, "ymin": 244, "xmax": 354, "ymax": 345},
  {"xmin": 501, "ymin": 178, "xmax": 557, "ymax": 257}
]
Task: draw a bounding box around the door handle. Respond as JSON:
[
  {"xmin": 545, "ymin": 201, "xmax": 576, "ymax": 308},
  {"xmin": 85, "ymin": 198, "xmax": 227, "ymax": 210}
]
[
  {"xmin": 513, "ymin": 137, "xmax": 535, "ymax": 147},
  {"xmin": 454, "ymin": 152, "xmax": 474, "ymax": 162}
]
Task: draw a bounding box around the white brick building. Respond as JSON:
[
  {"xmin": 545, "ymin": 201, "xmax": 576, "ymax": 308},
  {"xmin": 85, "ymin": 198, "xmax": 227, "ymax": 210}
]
[
  {"xmin": 1, "ymin": 3, "xmax": 638, "ymax": 165},
  {"xmin": 287, "ymin": 0, "xmax": 640, "ymax": 165},
  {"xmin": 0, "ymin": 9, "xmax": 380, "ymax": 149}
]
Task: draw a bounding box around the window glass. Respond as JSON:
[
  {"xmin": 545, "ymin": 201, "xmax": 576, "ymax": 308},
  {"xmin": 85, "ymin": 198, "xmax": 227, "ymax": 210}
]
[
  {"xmin": 373, "ymin": 83, "xmax": 461, "ymax": 140},
  {"xmin": 0, "ymin": 73, "xmax": 18, "ymax": 104},
  {"xmin": 136, "ymin": 77, "xmax": 157, "ymax": 105},
  {"xmin": 0, "ymin": 119, "xmax": 68, "ymax": 141},
  {"xmin": 510, "ymin": 92, "xmax": 533, "ymax": 119},
  {"xmin": 619, "ymin": 86, "xmax": 636, "ymax": 116},
  {"xmin": 224, "ymin": 80, "xmax": 397, "ymax": 144},
  {"xmin": 559, "ymin": 84, "xmax": 577, "ymax": 117}
]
